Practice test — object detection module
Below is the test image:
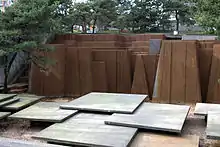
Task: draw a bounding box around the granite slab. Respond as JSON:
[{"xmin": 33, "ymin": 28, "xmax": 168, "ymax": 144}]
[
  {"xmin": 206, "ymin": 112, "xmax": 220, "ymax": 140},
  {"xmin": 0, "ymin": 94, "xmax": 17, "ymax": 102},
  {"xmin": 194, "ymin": 103, "xmax": 220, "ymax": 116},
  {"xmin": 2, "ymin": 95, "xmax": 42, "ymax": 111},
  {"xmin": 33, "ymin": 113, "xmax": 138, "ymax": 147},
  {"xmin": 60, "ymin": 92, "xmax": 147, "ymax": 114},
  {"xmin": 9, "ymin": 102, "xmax": 78, "ymax": 122},
  {"xmin": 0, "ymin": 137, "xmax": 65, "ymax": 147},
  {"xmin": 105, "ymin": 103, "xmax": 190, "ymax": 133},
  {"xmin": 0, "ymin": 97, "xmax": 20, "ymax": 107},
  {"xmin": 0, "ymin": 112, "xmax": 11, "ymax": 120}
]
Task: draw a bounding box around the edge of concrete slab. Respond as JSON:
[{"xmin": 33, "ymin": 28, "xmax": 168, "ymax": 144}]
[
  {"xmin": 105, "ymin": 105, "xmax": 191, "ymax": 134},
  {"xmin": 2, "ymin": 98, "xmax": 41, "ymax": 111},
  {"xmin": 0, "ymin": 94, "xmax": 17, "ymax": 103},
  {"xmin": 60, "ymin": 98, "xmax": 145, "ymax": 114},
  {"xmin": 0, "ymin": 97, "xmax": 20, "ymax": 107},
  {"xmin": 33, "ymin": 128, "xmax": 138, "ymax": 147},
  {"xmin": 9, "ymin": 110, "xmax": 78, "ymax": 123},
  {"xmin": 0, "ymin": 112, "xmax": 11, "ymax": 120}
]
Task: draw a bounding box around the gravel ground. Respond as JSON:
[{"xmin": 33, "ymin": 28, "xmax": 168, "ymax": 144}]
[{"xmin": 0, "ymin": 100, "xmax": 219, "ymax": 147}]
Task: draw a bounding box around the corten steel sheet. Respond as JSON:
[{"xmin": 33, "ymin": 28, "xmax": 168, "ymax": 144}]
[
  {"xmin": 92, "ymin": 61, "xmax": 108, "ymax": 92},
  {"xmin": 194, "ymin": 103, "xmax": 220, "ymax": 116},
  {"xmin": 78, "ymin": 47, "xmax": 128, "ymax": 50},
  {"xmin": 93, "ymin": 50, "xmax": 117, "ymax": 92},
  {"xmin": 60, "ymin": 92, "xmax": 147, "ymax": 114},
  {"xmin": 128, "ymin": 47, "xmax": 149, "ymax": 52},
  {"xmin": 0, "ymin": 97, "xmax": 20, "ymax": 107},
  {"xmin": 157, "ymin": 41, "xmax": 172, "ymax": 103},
  {"xmin": 0, "ymin": 94, "xmax": 16, "ymax": 102},
  {"xmin": 53, "ymin": 34, "xmax": 165, "ymax": 42},
  {"xmin": 131, "ymin": 54, "xmax": 158, "ymax": 98},
  {"xmin": 207, "ymin": 112, "xmax": 220, "ymax": 140},
  {"xmin": 76, "ymin": 34, "xmax": 120, "ymax": 41},
  {"xmin": 63, "ymin": 40, "xmax": 77, "ymax": 46},
  {"xmin": 116, "ymin": 50, "xmax": 132, "ymax": 93},
  {"xmin": 185, "ymin": 41, "xmax": 201, "ymax": 103},
  {"xmin": 131, "ymin": 54, "xmax": 136, "ymax": 74},
  {"xmin": 105, "ymin": 103, "xmax": 190, "ymax": 133},
  {"xmin": 130, "ymin": 41, "xmax": 149, "ymax": 48},
  {"xmin": 131, "ymin": 55, "xmax": 149, "ymax": 95},
  {"xmin": 1, "ymin": 95, "xmax": 42, "ymax": 111},
  {"xmin": 131, "ymin": 53, "xmax": 148, "ymax": 74},
  {"xmin": 199, "ymin": 41, "xmax": 214, "ymax": 49},
  {"xmin": 153, "ymin": 41, "xmax": 201, "ymax": 104},
  {"xmin": 207, "ymin": 45, "xmax": 220, "ymax": 103},
  {"xmin": 64, "ymin": 47, "xmax": 80, "ymax": 97},
  {"xmin": 130, "ymin": 132, "xmax": 199, "ymax": 147},
  {"xmin": 78, "ymin": 48, "xmax": 93, "ymax": 95},
  {"xmin": 33, "ymin": 113, "xmax": 137, "ymax": 147},
  {"xmin": 29, "ymin": 64, "xmax": 40, "ymax": 94},
  {"xmin": 9, "ymin": 102, "xmax": 78, "ymax": 123},
  {"xmin": 77, "ymin": 41, "xmax": 123, "ymax": 48},
  {"xmin": 149, "ymin": 34, "xmax": 166, "ymax": 40},
  {"xmin": 53, "ymin": 34, "xmax": 77, "ymax": 43},
  {"xmin": 132, "ymin": 34, "xmax": 165, "ymax": 41},
  {"xmin": 152, "ymin": 40, "xmax": 165, "ymax": 99},
  {"xmin": 171, "ymin": 41, "xmax": 186, "ymax": 104},
  {"xmin": 142, "ymin": 54, "xmax": 159, "ymax": 98},
  {"xmin": 0, "ymin": 112, "xmax": 11, "ymax": 120},
  {"xmin": 43, "ymin": 45, "xmax": 66, "ymax": 96},
  {"xmin": 0, "ymin": 137, "xmax": 65, "ymax": 147},
  {"xmin": 29, "ymin": 55, "xmax": 45, "ymax": 95},
  {"xmin": 198, "ymin": 48, "xmax": 213, "ymax": 102}
]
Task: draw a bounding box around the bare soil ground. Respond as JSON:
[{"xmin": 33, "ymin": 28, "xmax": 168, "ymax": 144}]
[{"xmin": 0, "ymin": 99, "xmax": 219, "ymax": 147}]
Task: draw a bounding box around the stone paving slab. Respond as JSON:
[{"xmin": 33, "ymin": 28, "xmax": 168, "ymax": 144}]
[
  {"xmin": 9, "ymin": 102, "xmax": 78, "ymax": 122},
  {"xmin": 206, "ymin": 112, "xmax": 220, "ymax": 140},
  {"xmin": 0, "ymin": 112, "xmax": 11, "ymax": 120},
  {"xmin": 2, "ymin": 95, "xmax": 42, "ymax": 111},
  {"xmin": 194, "ymin": 103, "xmax": 220, "ymax": 116},
  {"xmin": 0, "ymin": 97, "xmax": 20, "ymax": 107},
  {"xmin": 130, "ymin": 132, "xmax": 199, "ymax": 147},
  {"xmin": 60, "ymin": 92, "xmax": 147, "ymax": 114},
  {"xmin": 33, "ymin": 113, "xmax": 138, "ymax": 147},
  {"xmin": 105, "ymin": 103, "xmax": 190, "ymax": 133},
  {"xmin": 0, "ymin": 137, "xmax": 65, "ymax": 147},
  {"xmin": 0, "ymin": 94, "xmax": 17, "ymax": 102}
]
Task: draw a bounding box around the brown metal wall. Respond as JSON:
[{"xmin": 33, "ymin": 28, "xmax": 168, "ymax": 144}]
[{"xmin": 29, "ymin": 34, "xmax": 220, "ymax": 104}]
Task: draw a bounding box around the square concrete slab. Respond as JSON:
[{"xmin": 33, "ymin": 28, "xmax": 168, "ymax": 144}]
[
  {"xmin": 0, "ymin": 97, "xmax": 20, "ymax": 107},
  {"xmin": 206, "ymin": 112, "xmax": 220, "ymax": 140},
  {"xmin": 2, "ymin": 95, "xmax": 42, "ymax": 111},
  {"xmin": 0, "ymin": 137, "xmax": 66, "ymax": 147},
  {"xmin": 0, "ymin": 94, "xmax": 17, "ymax": 102},
  {"xmin": 9, "ymin": 102, "xmax": 78, "ymax": 122},
  {"xmin": 194, "ymin": 103, "xmax": 220, "ymax": 116},
  {"xmin": 0, "ymin": 112, "xmax": 11, "ymax": 120},
  {"xmin": 33, "ymin": 113, "xmax": 138, "ymax": 147},
  {"xmin": 130, "ymin": 132, "xmax": 199, "ymax": 147},
  {"xmin": 105, "ymin": 103, "xmax": 190, "ymax": 133},
  {"xmin": 60, "ymin": 92, "xmax": 147, "ymax": 114}
]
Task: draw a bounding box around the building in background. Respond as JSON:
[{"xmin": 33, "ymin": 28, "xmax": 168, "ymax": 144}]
[{"xmin": 0, "ymin": 0, "xmax": 15, "ymax": 12}]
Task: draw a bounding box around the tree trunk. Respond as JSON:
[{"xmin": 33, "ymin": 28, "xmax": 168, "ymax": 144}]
[
  {"xmin": 132, "ymin": 12, "xmax": 135, "ymax": 33},
  {"xmin": 3, "ymin": 53, "xmax": 17, "ymax": 94},
  {"xmin": 71, "ymin": 25, "xmax": 74, "ymax": 33},
  {"xmin": 82, "ymin": 22, "xmax": 87, "ymax": 33},
  {"xmin": 175, "ymin": 10, "xmax": 179, "ymax": 32},
  {"xmin": 92, "ymin": 18, "xmax": 97, "ymax": 34},
  {"xmin": 3, "ymin": 59, "xmax": 9, "ymax": 94}
]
